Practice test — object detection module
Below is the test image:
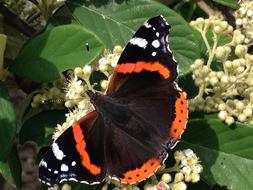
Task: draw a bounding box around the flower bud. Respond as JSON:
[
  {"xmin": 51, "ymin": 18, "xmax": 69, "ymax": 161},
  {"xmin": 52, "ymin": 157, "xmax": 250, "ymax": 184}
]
[
  {"xmin": 174, "ymin": 151, "xmax": 185, "ymax": 162},
  {"xmin": 101, "ymin": 80, "xmax": 109, "ymax": 90},
  {"xmin": 184, "ymin": 174, "xmax": 191, "ymax": 182},
  {"xmin": 224, "ymin": 60, "xmax": 232, "ymax": 69},
  {"xmin": 144, "ymin": 184, "xmax": 154, "ymax": 190},
  {"xmin": 218, "ymin": 111, "xmax": 227, "ymax": 120},
  {"xmin": 225, "ymin": 116, "xmax": 234, "ymax": 125},
  {"xmin": 235, "ymin": 45, "xmax": 248, "ymax": 57},
  {"xmin": 83, "ymin": 65, "xmax": 92, "ymax": 76},
  {"xmin": 238, "ymin": 113, "xmax": 246, "ymax": 122},
  {"xmin": 65, "ymin": 100, "xmax": 73, "ymax": 108},
  {"xmin": 62, "ymin": 184, "xmax": 71, "ymax": 190},
  {"xmin": 236, "ymin": 101, "xmax": 245, "ymax": 110},
  {"xmin": 216, "ymin": 46, "xmax": 226, "ymax": 60},
  {"xmin": 161, "ymin": 173, "xmax": 172, "ymax": 183},
  {"xmin": 221, "ymin": 75, "xmax": 229, "ymax": 84},
  {"xmin": 174, "ymin": 172, "xmax": 184, "ymax": 182},
  {"xmin": 243, "ymin": 108, "xmax": 252, "ymax": 117},
  {"xmin": 113, "ymin": 45, "xmax": 123, "ymax": 54},
  {"xmin": 74, "ymin": 67, "xmax": 83, "ymax": 77},
  {"xmin": 214, "ymin": 26, "xmax": 222, "ymax": 34},
  {"xmin": 171, "ymin": 182, "xmax": 187, "ymax": 190},
  {"xmin": 99, "ymin": 64, "xmax": 109, "ymax": 72},
  {"xmin": 98, "ymin": 57, "xmax": 109, "ymax": 65},
  {"xmin": 183, "ymin": 149, "xmax": 194, "ymax": 158},
  {"xmin": 210, "ymin": 77, "xmax": 218, "ymax": 86},
  {"xmin": 191, "ymin": 173, "xmax": 200, "ymax": 183}
]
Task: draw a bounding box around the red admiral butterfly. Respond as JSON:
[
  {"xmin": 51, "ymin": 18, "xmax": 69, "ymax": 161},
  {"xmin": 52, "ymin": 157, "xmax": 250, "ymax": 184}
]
[{"xmin": 39, "ymin": 15, "xmax": 188, "ymax": 186}]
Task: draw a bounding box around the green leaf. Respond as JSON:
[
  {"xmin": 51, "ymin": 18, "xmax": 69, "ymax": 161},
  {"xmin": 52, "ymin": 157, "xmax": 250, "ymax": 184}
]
[
  {"xmin": 0, "ymin": 145, "xmax": 22, "ymax": 188},
  {"xmin": 178, "ymin": 115, "xmax": 253, "ymax": 190},
  {"xmin": 188, "ymin": 180, "xmax": 228, "ymax": 190},
  {"xmin": 19, "ymin": 110, "xmax": 67, "ymax": 146},
  {"xmin": 10, "ymin": 24, "xmax": 104, "ymax": 82},
  {"xmin": 0, "ymin": 82, "xmax": 16, "ymax": 161},
  {"xmin": 66, "ymin": 0, "xmax": 200, "ymax": 76},
  {"xmin": 214, "ymin": 0, "xmax": 239, "ymax": 9}
]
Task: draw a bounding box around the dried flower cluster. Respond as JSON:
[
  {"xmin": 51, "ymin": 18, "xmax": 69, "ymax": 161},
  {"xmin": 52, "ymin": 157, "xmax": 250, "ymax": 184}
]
[
  {"xmin": 189, "ymin": 15, "xmax": 253, "ymax": 125},
  {"xmin": 235, "ymin": 0, "xmax": 253, "ymax": 44}
]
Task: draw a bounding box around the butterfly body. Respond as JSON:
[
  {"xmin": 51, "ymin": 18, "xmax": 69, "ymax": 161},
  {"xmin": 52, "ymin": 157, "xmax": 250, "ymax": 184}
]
[{"xmin": 39, "ymin": 15, "xmax": 188, "ymax": 186}]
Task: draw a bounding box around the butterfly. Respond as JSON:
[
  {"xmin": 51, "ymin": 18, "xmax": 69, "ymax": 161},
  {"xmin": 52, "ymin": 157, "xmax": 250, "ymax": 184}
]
[{"xmin": 38, "ymin": 15, "xmax": 188, "ymax": 186}]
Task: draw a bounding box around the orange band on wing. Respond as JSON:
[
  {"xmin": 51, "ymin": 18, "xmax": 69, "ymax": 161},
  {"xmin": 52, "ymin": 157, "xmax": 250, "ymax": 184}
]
[
  {"xmin": 116, "ymin": 61, "xmax": 170, "ymax": 79},
  {"xmin": 119, "ymin": 159, "xmax": 161, "ymax": 184},
  {"xmin": 72, "ymin": 123, "xmax": 101, "ymax": 175},
  {"xmin": 169, "ymin": 91, "xmax": 188, "ymax": 143}
]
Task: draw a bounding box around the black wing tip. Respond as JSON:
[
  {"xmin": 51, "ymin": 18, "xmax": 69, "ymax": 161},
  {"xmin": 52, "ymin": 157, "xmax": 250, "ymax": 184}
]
[{"xmin": 147, "ymin": 15, "xmax": 171, "ymax": 30}]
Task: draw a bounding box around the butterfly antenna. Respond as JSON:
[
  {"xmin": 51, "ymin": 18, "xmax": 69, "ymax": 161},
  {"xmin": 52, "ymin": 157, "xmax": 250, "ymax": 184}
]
[{"xmin": 42, "ymin": 98, "xmax": 64, "ymax": 104}]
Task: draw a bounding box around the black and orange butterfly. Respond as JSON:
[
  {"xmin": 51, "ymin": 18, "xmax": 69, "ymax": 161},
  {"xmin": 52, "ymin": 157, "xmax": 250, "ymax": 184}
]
[{"xmin": 39, "ymin": 15, "xmax": 188, "ymax": 186}]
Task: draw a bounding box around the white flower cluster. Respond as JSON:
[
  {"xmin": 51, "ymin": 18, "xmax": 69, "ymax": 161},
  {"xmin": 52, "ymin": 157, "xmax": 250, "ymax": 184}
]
[
  {"xmin": 190, "ymin": 15, "xmax": 253, "ymax": 125},
  {"xmin": 143, "ymin": 149, "xmax": 202, "ymax": 190},
  {"xmin": 98, "ymin": 45, "xmax": 123, "ymax": 74},
  {"xmin": 234, "ymin": 0, "xmax": 253, "ymax": 44}
]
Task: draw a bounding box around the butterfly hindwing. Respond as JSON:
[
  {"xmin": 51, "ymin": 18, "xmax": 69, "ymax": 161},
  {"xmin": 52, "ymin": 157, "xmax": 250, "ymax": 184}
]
[{"xmin": 39, "ymin": 111, "xmax": 106, "ymax": 186}]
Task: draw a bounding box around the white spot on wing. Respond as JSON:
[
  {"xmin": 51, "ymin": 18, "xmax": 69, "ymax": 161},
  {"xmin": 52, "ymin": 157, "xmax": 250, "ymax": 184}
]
[
  {"xmin": 156, "ymin": 32, "xmax": 159, "ymax": 37},
  {"xmin": 61, "ymin": 164, "xmax": 69, "ymax": 172},
  {"xmin": 130, "ymin": 37, "xmax": 148, "ymax": 49},
  {"xmin": 152, "ymin": 52, "xmax": 157, "ymax": 56},
  {"xmin": 152, "ymin": 27, "xmax": 156, "ymax": 31},
  {"xmin": 54, "ymin": 170, "xmax": 58, "ymax": 174},
  {"xmin": 71, "ymin": 161, "xmax": 76, "ymax": 166},
  {"xmin": 40, "ymin": 161, "xmax": 47, "ymax": 168},
  {"xmin": 144, "ymin": 22, "xmax": 152, "ymax": 28},
  {"xmin": 52, "ymin": 143, "xmax": 65, "ymax": 160},
  {"xmin": 152, "ymin": 40, "xmax": 160, "ymax": 48}
]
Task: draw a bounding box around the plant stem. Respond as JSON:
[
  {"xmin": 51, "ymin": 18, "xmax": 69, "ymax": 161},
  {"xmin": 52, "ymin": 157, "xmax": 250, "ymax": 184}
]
[
  {"xmin": 207, "ymin": 33, "xmax": 219, "ymax": 68},
  {"xmin": 196, "ymin": 0, "xmax": 216, "ymax": 16},
  {"xmin": 200, "ymin": 30, "xmax": 212, "ymax": 55},
  {"xmin": 151, "ymin": 175, "xmax": 158, "ymax": 184}
]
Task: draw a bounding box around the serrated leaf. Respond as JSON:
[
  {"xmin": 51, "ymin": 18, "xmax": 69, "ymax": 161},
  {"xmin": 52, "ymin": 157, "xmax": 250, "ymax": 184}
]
[
  {"xmin": 214, "ymin": 0, "xmax": 239, "ymax": 9},
  {"xmin": 10, "ymin": 24, "xmax": 104, "ymax": 82},
  {"xmin": 0, "ymin": 82, "xmax": 16, "ymax": 161},
  {"xmin": 19, "ymin": 110, "xmax": 67, "ymax": 146},
  {"xmin": 66, "ymin": 0, "xmax": 200, "ymax": 76},
  {"xmin": 178, "ymin": 115, "xmax": 253, "ymax": 190}
]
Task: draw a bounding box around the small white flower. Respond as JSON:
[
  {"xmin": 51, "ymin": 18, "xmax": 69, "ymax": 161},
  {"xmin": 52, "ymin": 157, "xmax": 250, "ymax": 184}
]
[
  {"xmin": 183, "ymin": 149, "xmax": 194, "ymax": 159},
  {"xmin": 181, "ymin": 166, "xmax": 191, "ymax": 175},
  {"xmin": 192, "ymin": 164, "xmax": 203, "ymax": 174},
  {"xmin": 99, "ymin": 57, "xmax": 109, "ymax": 65}
]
